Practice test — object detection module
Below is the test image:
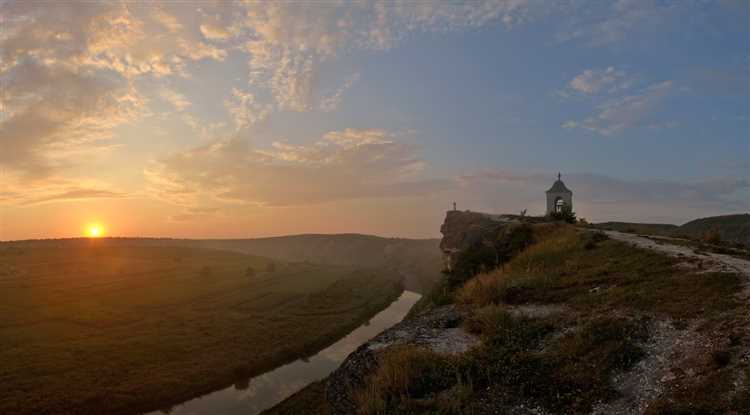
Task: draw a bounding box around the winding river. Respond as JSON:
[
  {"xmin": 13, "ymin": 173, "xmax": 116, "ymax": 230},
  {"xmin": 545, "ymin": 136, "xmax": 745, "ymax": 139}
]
[{"xmin": 146, "ymin": 290, "xmax": 421, "ymax": 415}]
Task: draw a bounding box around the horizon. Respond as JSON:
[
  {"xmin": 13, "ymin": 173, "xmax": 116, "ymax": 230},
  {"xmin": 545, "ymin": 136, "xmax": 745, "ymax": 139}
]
[
  {"xmin": 3, "ymin": 212, "xmax": 749, "ymax": 243},
  {"xmin": 2, "ymin": 1, "xmax": 749, "ymax": 240}
]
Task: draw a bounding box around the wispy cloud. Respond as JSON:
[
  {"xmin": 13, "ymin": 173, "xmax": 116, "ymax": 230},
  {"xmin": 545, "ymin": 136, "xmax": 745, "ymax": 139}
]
[
  {"xmin": 224, "ymin": 88, "xmax": 272, "ymax": 131},
  {"xmin": 159, "ymin": 88, "xmax": 190, "ymax": 111},
  {"xmin": 563, "ymin": 67, "xmax": 634, "ymax": 96},
  {"xmin": 320, "ymin": 73, "xmax": 361, "ymax": 112},
  {"xmin": 145, "ymin": 128, "xmax": 449, "ymax": 208},
  {"xmin": 563, "ymin": 80, "xmax": 673, "ymax": 136},
  {"xmin": 0, "ymin": 176, "xmax": 128, "ymax": 206}
]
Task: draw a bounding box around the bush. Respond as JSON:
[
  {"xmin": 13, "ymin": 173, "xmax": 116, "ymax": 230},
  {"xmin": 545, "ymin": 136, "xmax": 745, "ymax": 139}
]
[
  {"xmin": 702, "ymin": 227, "xmax": 722, "ymax": 244},
  {"xmin": 581, "ymin": 231, "xmax": 609, "ymax": 250},
  {"xmin": 495, "ymin": 223, "xmax": 535, "ymax": 263},
  {"xmin": 550, "ymin": 206, "xmax": 576, "ymax": 223},
  {"xmin": 356, "ymin": 346, "xmax": 460, "ymax": 415},
  {"xmin": 456, "ymin": 271, "xmax": 506, "ymax": 307},
  {"xmin": 450, "ymin": 242, "xmax": 498, "ymax": 287}
]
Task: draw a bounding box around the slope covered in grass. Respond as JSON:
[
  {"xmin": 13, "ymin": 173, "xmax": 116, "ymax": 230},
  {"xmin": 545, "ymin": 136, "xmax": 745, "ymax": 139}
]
[
  {"xmin": 596, "ymin": 213, "xmax": 750, "ymax": 247},
  {"xmin": 0, "ymin": 240, "xmax": 401, "ymax": 415},
  {"xmin": 351, "ymin": 223, "xmax": 748, "ymax": 414}
]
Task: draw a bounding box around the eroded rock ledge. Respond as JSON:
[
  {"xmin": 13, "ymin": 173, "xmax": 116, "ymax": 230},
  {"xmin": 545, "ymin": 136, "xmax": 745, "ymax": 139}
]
[
  {"xmin": 439, "ymin": 210, "xmax": 519, "ymax": 272},
  {"xmin": 325, "ymin": 305, "xmax": 480, "ymax": 415}
]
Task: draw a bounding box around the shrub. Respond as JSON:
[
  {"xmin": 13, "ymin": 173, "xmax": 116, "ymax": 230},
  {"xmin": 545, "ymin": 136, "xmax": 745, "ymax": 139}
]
[
  {"xmin": 450, "ymin": 242, "xmax": 497, "ymax": 287},
  {"xmin": 356, "ymin": 346, "xmax": 460, "ymax": 415},
  {"xmin": 550, "ymin": 206, "xmax": 576, "ymax": 223},
  {"xmin": 495, "ymin": 223, "xmax": 535, "ymax": 263},
  {"xmin": 581, "ymin": 230, "xmax": 609, "ymax": 250},
  {"xmin": 456, "ymin": 271, "xmax": 506, "ymax": 307},
  {"xmin": 702, "ymin": 227, "xmax": 722, "ymax": 244}
]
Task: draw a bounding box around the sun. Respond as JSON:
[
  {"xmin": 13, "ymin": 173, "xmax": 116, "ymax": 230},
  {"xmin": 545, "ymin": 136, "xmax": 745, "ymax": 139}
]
[{"xmin": 86, "ymin": 224, "xmax": 105, "ymax": 238}]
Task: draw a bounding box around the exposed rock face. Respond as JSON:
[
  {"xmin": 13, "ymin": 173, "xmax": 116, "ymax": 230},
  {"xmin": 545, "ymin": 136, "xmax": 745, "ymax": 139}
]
[
  {"xmin": 325, "ymin": 305, "xmax": 479, "ymax": 415},
  {"xmin": 439, "ymin": 210, "xmax": 518, "ymax": 272},
  {"xmin": 323, "ymin": 211, "xmax": 518, "ymax": 415}
]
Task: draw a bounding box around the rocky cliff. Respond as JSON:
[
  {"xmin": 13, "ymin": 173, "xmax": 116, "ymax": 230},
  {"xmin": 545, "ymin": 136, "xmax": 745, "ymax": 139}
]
[{"xmin": 439, "ymin": 210, "xmax": 519, "ymax": 272}]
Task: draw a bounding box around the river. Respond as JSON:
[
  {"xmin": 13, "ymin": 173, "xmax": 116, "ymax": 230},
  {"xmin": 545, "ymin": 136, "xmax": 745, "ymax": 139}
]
[{"xmin": 145, "ymin": 290, "xmax": 421, "ymax": 415}]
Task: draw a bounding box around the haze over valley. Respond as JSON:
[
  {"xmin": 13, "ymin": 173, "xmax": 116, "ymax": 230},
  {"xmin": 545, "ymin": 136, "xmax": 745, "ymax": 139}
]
[{"xmin": 1, "ymin": 1, "xmax": 748, "ymax": 414}]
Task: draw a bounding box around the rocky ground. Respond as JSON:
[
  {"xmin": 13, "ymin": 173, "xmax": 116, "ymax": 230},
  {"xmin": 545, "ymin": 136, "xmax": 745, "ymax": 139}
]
[{"xmin": 270, "ymin": 219, "xmax": 750, "ymax": 415}]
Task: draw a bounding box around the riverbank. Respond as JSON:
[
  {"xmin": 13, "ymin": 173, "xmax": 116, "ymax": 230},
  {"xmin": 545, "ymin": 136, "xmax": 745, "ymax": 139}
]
[
  {"xmin": 0, "ymin": 243, "xmax": 403, "ymax": 415},
  {"xmin": 158, "ymin": 291, "xmax": 420, "ymax": 415},
  {"xmin": 269, "ymin": 215, "xmax": 750, "ymax": 414}
]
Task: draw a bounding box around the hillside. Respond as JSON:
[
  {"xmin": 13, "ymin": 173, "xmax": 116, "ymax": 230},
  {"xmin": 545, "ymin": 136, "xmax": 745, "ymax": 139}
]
[
  {"xmin": 270, "ymin": 211, "xmax": 750, "ymax": 414},
  {"xmin": 0, "ymin": 241, "xmax": 402, "ymax": 415},
  {"xmin": 679, "ymin": 214, "xmax": 750, "ymax": 245},
  {"xmin": 185, "ymin": 234, "xmax": 442, "ymax": 294},
  {"xmin": 596, "ymin": 213, "xmax": 750, "ymax": 246},
  {"xmin": 3, "ymin": 235, "xmax": 443, "ymax": 294}
]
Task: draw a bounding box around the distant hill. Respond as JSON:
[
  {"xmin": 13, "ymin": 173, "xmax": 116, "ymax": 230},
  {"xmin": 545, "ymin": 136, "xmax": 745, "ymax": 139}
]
[
  {"xmin": 596, "ymin": 213, "xmax": 750, "ymax": 246},
  {"xmin": 678, "ymin": 214, "xmax": 750, "ymax": 246},
  {"xmin": 189, "ymin": 234, "xmax": 442, "ymax": 293},
  {"xmin": 4, "ymin": 234, "xmax": 443, "ymax": 293}
]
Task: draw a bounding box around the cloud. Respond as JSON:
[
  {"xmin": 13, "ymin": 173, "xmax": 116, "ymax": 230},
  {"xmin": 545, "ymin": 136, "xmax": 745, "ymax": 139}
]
[
  {"xmin": 200, "ymin": 23, "xmax": 233, "ymax": 41},
  {"xmin": 556, "ymin": 0, "xmax": 680, "ymax": 46},
  {"xmin": 565, "ymin": 67, "xmax": 633, "ymax": 96},
  {"xmin": 0, "ymin": 1, "xmax": 234, "ymax": 184},
  {"xmin": 564, "ymin": 80, "xmax": 673, "ymax": 136},
  {"xmin": 145, "ymin": 128, "xmax": 450, "ymax": 207},
  {"xmin": 0, "ymin": 59, "xmax": 145, "ymax": 177},
  {"xmin": 0, "ymin": 176, "xmax": 128, "ymax": 205},
  {"xmin": 152, "ymin": 7, "xmax": 183, "ymax": 33},
  {"xmin": 320, "ymin": 73, "xmax": 361, "ymax": 112},
  {"xmin": 235, "ymin": 1, "xmax": 543, "ymax": 111},
  {"xmin": 455, "ymin": 170, "xmax": 750, "ymax": 223},
  {"xmin": 224, "ymin": 88, "xmax": 273, "ymax": 130},
  {"xmin": 159, "ymin": 88, "xmax": 191, "ymax": 111}
]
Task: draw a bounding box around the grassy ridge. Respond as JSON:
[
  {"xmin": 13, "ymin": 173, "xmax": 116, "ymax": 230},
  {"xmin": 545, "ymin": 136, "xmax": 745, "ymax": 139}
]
[
  {"xmin": 0, "ymin": 241, "xmax": 401, "ymax": 415},
  {"xmin": 352, "ymin": 224, "xmax": 746, "ymax": 414},
  {"xmin": 596, "ymin": 213, "xmax": 750, "ymax": 246}
]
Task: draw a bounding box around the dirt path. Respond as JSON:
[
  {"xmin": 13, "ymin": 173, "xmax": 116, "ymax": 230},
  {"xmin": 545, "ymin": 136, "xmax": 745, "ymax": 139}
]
[
  {"xmin": 594, "ymin": 230, "xmax": 750, "ymax": 414},
  {"xmin": 603, "ymin": 230, "xmax": 750, "ymax": 278}
]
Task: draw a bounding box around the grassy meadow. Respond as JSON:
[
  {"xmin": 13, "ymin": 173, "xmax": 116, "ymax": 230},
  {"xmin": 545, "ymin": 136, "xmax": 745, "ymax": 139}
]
[
  {"xmin": 349, "ymin": 224, "xmax": 748, "ymax": 414},
  {"xmin": 0, "ymin": 239, "xmax": 401, "ymax": 415}
]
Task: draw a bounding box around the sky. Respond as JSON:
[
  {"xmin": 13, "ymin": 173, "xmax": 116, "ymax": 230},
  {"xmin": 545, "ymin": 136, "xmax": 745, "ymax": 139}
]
[{"xmin": 1, "ymin": 0, "xmax": 748, "ymax": 240}]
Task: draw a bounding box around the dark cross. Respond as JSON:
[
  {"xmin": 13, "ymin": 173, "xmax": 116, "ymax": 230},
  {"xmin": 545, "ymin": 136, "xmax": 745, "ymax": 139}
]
[
  {"xmin": 558, "ymin": 172, "xmax": 561, "ymax": 180},
  {"xmin": 453, "ymin": 202, "xmax": 457, "ymax": 211}
]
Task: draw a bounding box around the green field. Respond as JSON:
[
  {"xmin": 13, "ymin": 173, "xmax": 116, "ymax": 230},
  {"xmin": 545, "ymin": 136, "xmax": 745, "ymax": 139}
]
[{"xmin": 0, "ymin": 240, "xmax": 402, "ymax": 415}]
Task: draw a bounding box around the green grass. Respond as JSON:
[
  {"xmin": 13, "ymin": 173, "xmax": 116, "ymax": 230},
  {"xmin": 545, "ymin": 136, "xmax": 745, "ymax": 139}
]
[
  {"xmin": 458, "ymin": 226, "xmax": 741, "ymax": 320},
  {"xmin": 0, "ymin": 241, "xmax": 402, "ymax": 415},
  {"xmin": 352, "ymin": 224, "xmax": 746, "ymax": 414}
]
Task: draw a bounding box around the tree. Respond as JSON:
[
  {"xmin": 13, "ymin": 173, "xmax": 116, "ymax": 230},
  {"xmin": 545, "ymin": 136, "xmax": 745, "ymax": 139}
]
[{"xmin": 550, "ymin": 205, "xmax": 576, "ymax": 224}]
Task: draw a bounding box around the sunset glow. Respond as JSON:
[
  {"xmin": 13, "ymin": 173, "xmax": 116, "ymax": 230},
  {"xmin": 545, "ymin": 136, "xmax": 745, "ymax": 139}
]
[
  {"xmin": 0, "ymin": 2, "xmax": 747, "ymax": 241},
  {"xmin": 86, "ymin": 224, "xmax": 104, "ymax": 238}
]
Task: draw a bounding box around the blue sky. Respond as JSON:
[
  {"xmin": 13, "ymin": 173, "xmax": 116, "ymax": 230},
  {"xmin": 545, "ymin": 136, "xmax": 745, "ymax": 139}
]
[{"xmin": 1, "ymin": 1, "xmax": 748, "ymax": 239}]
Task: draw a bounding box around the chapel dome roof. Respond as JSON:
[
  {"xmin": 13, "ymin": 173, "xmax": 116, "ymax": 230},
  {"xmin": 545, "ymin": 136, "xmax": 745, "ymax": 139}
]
[{"xmin": 546, "ymin": 179, "xmax": 571, "ymax": 193}]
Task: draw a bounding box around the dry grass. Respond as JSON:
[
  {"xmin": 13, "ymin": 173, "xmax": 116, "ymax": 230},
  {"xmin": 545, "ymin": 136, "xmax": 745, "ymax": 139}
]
[
  {"xmin": 354, "ymin": 223, "xmax": 746, "ymax": 414},
  {"xmin": 0, "ymin": 241, "xmax": 401, "ymax": 415},
  {"xmin": 456, "ymin": 225, "xmax": 741, "ymax": 320},
  {"xmin": 356, "ymin": 346, "xmax": 463, "ymax": 415}
]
